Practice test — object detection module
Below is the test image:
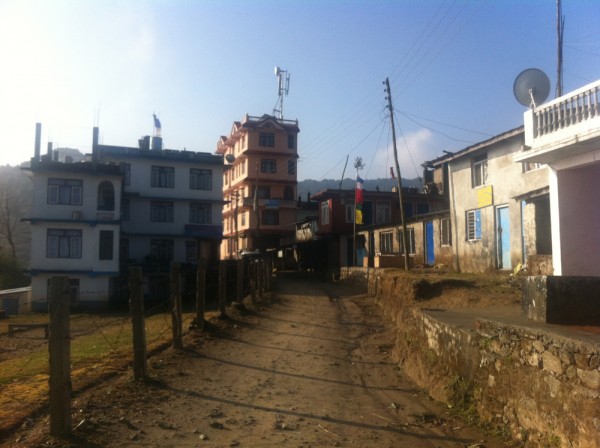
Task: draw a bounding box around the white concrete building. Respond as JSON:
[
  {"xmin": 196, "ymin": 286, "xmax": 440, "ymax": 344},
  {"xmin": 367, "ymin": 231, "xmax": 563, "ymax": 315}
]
[
  {"xmin": 515, "ymin": 79, "xmax": 600, "ymax": 276},
  {"xmin": 24, "ymin": 143, "xmax": 122, "ymax": 310},
  {"xmin": 425, "ymin": 127, "xmax": 550, "ymax": 274},
  {"xmin": 96, "ymin": 132, "xmax": 224, "ymax": 303}
]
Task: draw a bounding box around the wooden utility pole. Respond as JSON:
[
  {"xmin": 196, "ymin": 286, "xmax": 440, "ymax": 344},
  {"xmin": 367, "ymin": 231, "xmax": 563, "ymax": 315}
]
[
  {"xmin": 195, "ymin": 260, "xmax": 206, "ymax": 330},
  {"xmin": 556, "ymin": 0, "xmax": 565, "ymax": 98},
  {"xmin": 385, "ymin": 77, "xmax": 410, "ymax": 271},
  {"xmin": 219, "ymin": 260, "xmax": 227, "ymax": 317},
  {"xmin": 48, "ymin": 276, "xmax": 72, "ymax": 436},
  {"xmin": 171, "ymin": 263, "xmax": 183, "ymax": 349},
  {"xmin": 129, "ymin": 267, "xmax": 147, "ymax": 380}
]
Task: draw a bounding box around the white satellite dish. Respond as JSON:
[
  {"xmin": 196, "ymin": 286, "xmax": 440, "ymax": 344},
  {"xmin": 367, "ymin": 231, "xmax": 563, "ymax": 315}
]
[
  {"xmin": 274, "ymin": 66, "xmax": 280, "ymax": 76},
  {"xmin": 513, "ymin": 68, "xmax": 550, "ymax": 108},
  {"xmin": 225, "ymin": 154, "xmax": 235, "ymax": 163}
]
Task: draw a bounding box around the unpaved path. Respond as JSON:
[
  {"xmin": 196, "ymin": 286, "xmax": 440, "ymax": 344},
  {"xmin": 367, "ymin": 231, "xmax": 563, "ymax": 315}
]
[{"xmin": 13, "ymin": 275, "xmax": 507, "ymax": 447}]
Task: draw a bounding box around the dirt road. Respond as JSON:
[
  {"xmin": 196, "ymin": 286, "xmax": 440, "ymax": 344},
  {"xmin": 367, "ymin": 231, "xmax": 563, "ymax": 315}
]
[{"xmin": 15, "ymin": 275, "xmax": 507, "ymax": 447}]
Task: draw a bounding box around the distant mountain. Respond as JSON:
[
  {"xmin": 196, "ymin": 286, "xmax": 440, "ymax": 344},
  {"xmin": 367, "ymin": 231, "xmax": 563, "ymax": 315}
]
[{"xmin": 297, "ymin": 177, "xmax": 423, "ymax": 201}]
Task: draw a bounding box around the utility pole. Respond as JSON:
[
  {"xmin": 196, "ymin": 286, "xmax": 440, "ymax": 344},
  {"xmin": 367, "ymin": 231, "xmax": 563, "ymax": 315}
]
[
  {"xmin": 353, "ymin": 157, "xmax": 365, "ymax": 267},
  {"xmin": 385, "ymin": 78, "xmax": 410, "ymax": 271},
  {"xmin": 556, "ymin": 0, "xmax": 565, "ymax": 98}
]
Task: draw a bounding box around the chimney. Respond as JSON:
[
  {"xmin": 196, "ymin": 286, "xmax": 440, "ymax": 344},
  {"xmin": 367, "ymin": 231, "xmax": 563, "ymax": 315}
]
[
  {"xmin": 92, "ymin": 127, "xmax": 99, "ymax": 163},
  {"xmin": 307, "ymin": 192, "xmax": 311, "ymax": 202},
  {"xmin": 34, "ymin": 123, "xmax": 41, "ymax": 161},
  {"xmin": 47, "ymin": 141, "xmax": 53, "ymax": 160}
]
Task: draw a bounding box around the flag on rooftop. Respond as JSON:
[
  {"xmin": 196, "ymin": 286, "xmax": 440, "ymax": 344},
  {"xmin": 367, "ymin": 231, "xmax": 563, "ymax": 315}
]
[{"xmin": 355, "ymin": 176, "xmax": 364, "ymax": 225}]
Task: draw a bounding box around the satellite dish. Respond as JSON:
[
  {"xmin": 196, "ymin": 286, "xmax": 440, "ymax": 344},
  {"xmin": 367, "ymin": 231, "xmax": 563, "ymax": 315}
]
[
  {"xmin": 225, "ymin": 154, "xmax": 235, "ymax": 163},
  {"xmin": 513, "ymin": 68, "xmax": 550, "ymax": 108},
  {"xmin": 274, "ymin": 66, "xmax": 280, "ymax": 76}
]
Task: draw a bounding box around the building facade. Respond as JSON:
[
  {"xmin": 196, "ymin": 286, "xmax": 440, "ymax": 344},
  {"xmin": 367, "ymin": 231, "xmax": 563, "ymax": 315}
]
[
  {"xmin": 24, "ymin": 125, "xmax": 225, "ymax": 310},
  {"xmin": 515, "ymin": 78, "xmax": 600, "ymax": 276},
  {"xmin": 216, "ymin": 114, "xmax": 300, "ymax": 259},
  {"xmin": 95, "ymin": 133, "xmax": 224, "ymax": 303},
  {"xmin": 425, "ymin": 127, "xmax": 551, "ymax": 274},
  {"xmin": 24, "ymin": 150, "xmax": 122, "ymax": 310}
]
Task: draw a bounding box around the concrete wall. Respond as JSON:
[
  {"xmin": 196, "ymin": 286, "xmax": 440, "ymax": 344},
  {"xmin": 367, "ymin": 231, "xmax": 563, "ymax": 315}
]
[
  {"xmin": 449, "ymin": 136, "xmax": 548, "ymax": 273},
  {"xmin": 522, "ymin": 275, "xmax": 600, "ymax": 325}
]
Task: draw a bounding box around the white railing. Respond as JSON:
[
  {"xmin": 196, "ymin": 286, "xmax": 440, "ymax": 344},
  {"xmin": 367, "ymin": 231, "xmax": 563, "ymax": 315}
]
[{"xmin": 533, "ymin": 80, "xmax": 600, "ymax": 138}]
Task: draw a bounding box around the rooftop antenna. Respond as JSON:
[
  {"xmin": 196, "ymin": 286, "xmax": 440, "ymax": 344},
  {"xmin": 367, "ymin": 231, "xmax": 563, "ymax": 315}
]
[
  {"xmin": 513, "ymin": 68, "xmax": 550, "ymax": 109},
  {"xmin": 273, "ymin": 66, "xmax": 290, "ymax": 119}
]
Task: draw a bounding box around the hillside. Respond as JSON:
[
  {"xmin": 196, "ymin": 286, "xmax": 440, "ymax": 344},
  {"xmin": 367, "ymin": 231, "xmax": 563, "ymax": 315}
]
[{"xmin": 298, "ymin": 177, "xmax": 423, "ymax": 201}]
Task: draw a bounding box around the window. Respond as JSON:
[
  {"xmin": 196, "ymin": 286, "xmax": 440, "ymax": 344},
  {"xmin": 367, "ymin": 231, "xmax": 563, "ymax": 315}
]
[
  {"xmin": 376, "ymin": 201, "xmax": 391, "ymax": 224},
  {"xmin": 99, "ymin": 230, "xmax": 114, "ymax": 260},
  {"xmin": 97, "ymin": 181, "xmax": 115, "ymax": 211},
  {"xmin": 472, "ymin": 154, "xmax": 488, "ymax": 187},
  {"xmin": 441, "ymin": 218, "xmax": 452, "ymax": 246},
  {"xmin": 190, "ymin": 203, "xmax": 211, "ymax": 224},
  {"xmin": 288, "ymin": 134, "xmax": 296, "ymax": 149},
  {"xmin": 190, "ymin": 168, "xmax": 212, "ymax": 190},
  {"xmin": 257, "ymin": 186, "xmax": 271, "ymax": 199},
  {"xmin": 321, "ymin": 201, "xmax": 330, "ymax": 225},
  {"xmin": 150, "ymin": 239, "xmax": 174, "ymax": 260},
  {"xmin": 288, "ymin": 159, "xmax": 296, "ymax": 175},
  {"xmin": 120, "ymin": 238, "xmax": 129, "ymax": 260},
  {"xmin": 48, "ymin": 178, "xmax": 82, "ymax": 205},
  {"xmin": 261, "ymin": 159, "xmax": 276, "ymax": 173},
  {"xmin": 262, "ymin": 210, "xmax": 279, "ymax": 225},
  {"xmin": 346, "ymin": 203, "xmax": 355, "ymax": 223},
  {"xmin": 467, "ymin": 209, "xmax": 482, "ymax": 241},
  {"xmin": 403, "ymin": 202, "xmax": 414, "ymax": 219},
  {"xmin": 283, "ymin": 186, "xmax": 294, "ymax": 200},
  {"xmin": 398, "ymin": 228, "xmax": 416, "ymax": 254},
  {"xmin": 241, "ymin": 211, "xmax": 246, "ymax": 226},
  {"xmin": 186, "ymin": 241, "xmax": 197, "ymax": 262},
  {"xmin": 47, "ymin": 229, "xmax": 82, "ymax": 258},
  {"xmin": 122, "ymin": 163, "xmax": 131, "ymax": 186},
  {"xmin": 151, "ymin": 166, "xmax": 174, "ymax": 188},
  {"xmin": 150, "ymin": 201, "xmax": 174, "ymax": 222},
  {"xmin": 259, "ymin": 132, "xmax": 275, "ymax": 147},
  {"xmin": 380, "ymin": 232, "xmax": 394, "ymax": 254}
]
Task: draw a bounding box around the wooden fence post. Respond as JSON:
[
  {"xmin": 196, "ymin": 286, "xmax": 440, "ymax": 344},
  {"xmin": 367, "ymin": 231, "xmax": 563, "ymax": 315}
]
[
  {"xmin": 236, "ymin": 258, "xmax": 244, "ymax": 303},
  {"xmin": 196, "ymin": 260, "xmax": 206, "ymax": 330},
  {"xmin": 258, "ymin": 259, "xmax": 264, "ymax": 299},
  {"xmin": 219, "ymin": 260, "xmax": 227, "ymax": 318},
  {"xmin": 48, "ymin": 276, "xmax": 71, "ymax": 437},
  {"xmin": 171, "ymin": 263, "xmax": 183, "ymax": 349},
  {"xmin": 129, "ymin": 267, "xmax": 147, "ymax": 380},
  {"xmin": 249, "ymin": 261, "xmax": 256, "ymax": 304}
]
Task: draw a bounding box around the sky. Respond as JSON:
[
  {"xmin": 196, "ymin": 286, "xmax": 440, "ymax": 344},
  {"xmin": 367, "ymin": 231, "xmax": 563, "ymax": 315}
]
[{"xmin": 2, "ymin": 0, "xmax": 600, "ymax": 183}]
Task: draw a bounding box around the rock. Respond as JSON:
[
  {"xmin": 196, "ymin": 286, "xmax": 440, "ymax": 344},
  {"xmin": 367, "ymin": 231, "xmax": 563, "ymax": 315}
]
[
  {"xmin": 199, "ymin": 434, "xmax": 208, "ymax": 440},
  {"xmin": 541, "ymin": 351, "xmax": 562, "ymax": 375}
]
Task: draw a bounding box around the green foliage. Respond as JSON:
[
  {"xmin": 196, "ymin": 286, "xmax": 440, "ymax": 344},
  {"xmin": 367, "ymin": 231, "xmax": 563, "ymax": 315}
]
[{"xmin": 0, "ymin": 252, "xmax": 29, "ymax": 289}]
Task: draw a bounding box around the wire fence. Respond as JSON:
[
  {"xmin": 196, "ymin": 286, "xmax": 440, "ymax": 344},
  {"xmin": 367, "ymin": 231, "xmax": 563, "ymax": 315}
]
[{"xmin": 0, "ymin": 257, "xmax": 271, "ymax": 440}]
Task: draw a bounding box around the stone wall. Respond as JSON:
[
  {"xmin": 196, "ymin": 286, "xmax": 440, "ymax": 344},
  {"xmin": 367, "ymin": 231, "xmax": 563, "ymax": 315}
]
[{"xmin": 343, "ymin": 267, "xmax": 600, "ymax": 447}]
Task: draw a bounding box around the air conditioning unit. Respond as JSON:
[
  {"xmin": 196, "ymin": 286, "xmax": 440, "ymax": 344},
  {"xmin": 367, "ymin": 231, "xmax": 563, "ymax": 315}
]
[{"xmin": 72, "ymin": 211, "xmax": 82, "ymax": 220}]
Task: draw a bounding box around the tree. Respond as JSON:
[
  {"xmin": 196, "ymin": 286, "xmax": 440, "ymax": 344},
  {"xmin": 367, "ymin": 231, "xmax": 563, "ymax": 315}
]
[{"xmin": 0, "ymin": 166, "xmax": 32, "ymax": 266}]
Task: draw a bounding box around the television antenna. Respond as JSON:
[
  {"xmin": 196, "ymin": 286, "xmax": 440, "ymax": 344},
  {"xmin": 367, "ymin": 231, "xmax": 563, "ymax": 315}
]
[
  {"xmin": 273, "ymin": 66, "xmax": 290, "ymax": 119},
  {"xmin": 513, "ymin": 68, "xmax": 551, "ymax": 109}
]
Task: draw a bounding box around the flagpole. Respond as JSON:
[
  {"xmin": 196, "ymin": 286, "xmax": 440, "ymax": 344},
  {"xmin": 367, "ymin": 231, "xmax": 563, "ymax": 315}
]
[{"xmin": 353, "ymin": 157, "xmax": 364, "ymax": 267}]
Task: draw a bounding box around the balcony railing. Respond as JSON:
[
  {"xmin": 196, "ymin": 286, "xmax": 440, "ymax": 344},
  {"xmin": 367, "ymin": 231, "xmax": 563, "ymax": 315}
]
[
  {"xmin": 519, "ymin": 79, "xmax": 600, "ymax": 163},
  {"xmin": 532, "ymin": 80, "xmax": 600, "ymax": 139}
]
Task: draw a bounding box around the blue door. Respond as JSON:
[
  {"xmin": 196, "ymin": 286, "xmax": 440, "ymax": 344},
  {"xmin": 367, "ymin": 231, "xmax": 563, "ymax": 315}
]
[
  {"xmin": 425, "ymin": 221, "xmax": 435, "ymax": 266},
  {"xmin": 497, "ymin": 206, "xmax": 511, "ymax": 269}
]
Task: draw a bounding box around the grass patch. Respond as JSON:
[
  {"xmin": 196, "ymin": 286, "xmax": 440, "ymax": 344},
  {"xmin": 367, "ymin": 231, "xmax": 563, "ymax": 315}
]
[{"xmin": 0, "ymin": 311, "xmax": 197, "ymax": 438}]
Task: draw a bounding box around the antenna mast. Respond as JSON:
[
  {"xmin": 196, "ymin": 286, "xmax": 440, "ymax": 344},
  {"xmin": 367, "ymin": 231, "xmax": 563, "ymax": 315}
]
[
  {"xmin": 384, "ymin": 78, "xmax": 410, "ymax": 271},
  {"xmin": 273, "ymin": 66, "xmax": 290, "ymax": 119}
]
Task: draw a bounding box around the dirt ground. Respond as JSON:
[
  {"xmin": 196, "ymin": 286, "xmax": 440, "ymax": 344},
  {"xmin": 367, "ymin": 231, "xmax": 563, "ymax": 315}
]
[{"xmin": 7, "ymin": 274, "xmax": 514, "ymax": 448}]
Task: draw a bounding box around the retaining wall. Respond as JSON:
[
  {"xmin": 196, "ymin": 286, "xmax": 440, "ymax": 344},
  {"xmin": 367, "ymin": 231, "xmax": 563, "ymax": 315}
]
[{"xmin": 341, "ymin": 267, "xmax": 600, "ymax": 447}]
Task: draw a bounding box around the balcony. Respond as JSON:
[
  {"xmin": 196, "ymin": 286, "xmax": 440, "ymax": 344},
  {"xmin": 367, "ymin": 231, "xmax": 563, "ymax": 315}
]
[{"xmin": 516, "ymin": 79, "xmax": 600, "ymax": 165}]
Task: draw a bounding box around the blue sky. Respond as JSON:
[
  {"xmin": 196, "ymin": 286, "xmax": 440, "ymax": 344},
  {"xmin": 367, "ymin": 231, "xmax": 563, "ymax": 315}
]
[{"xmin": 2, "ymin": 0, "xmax": 600, "ymax": 182}]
